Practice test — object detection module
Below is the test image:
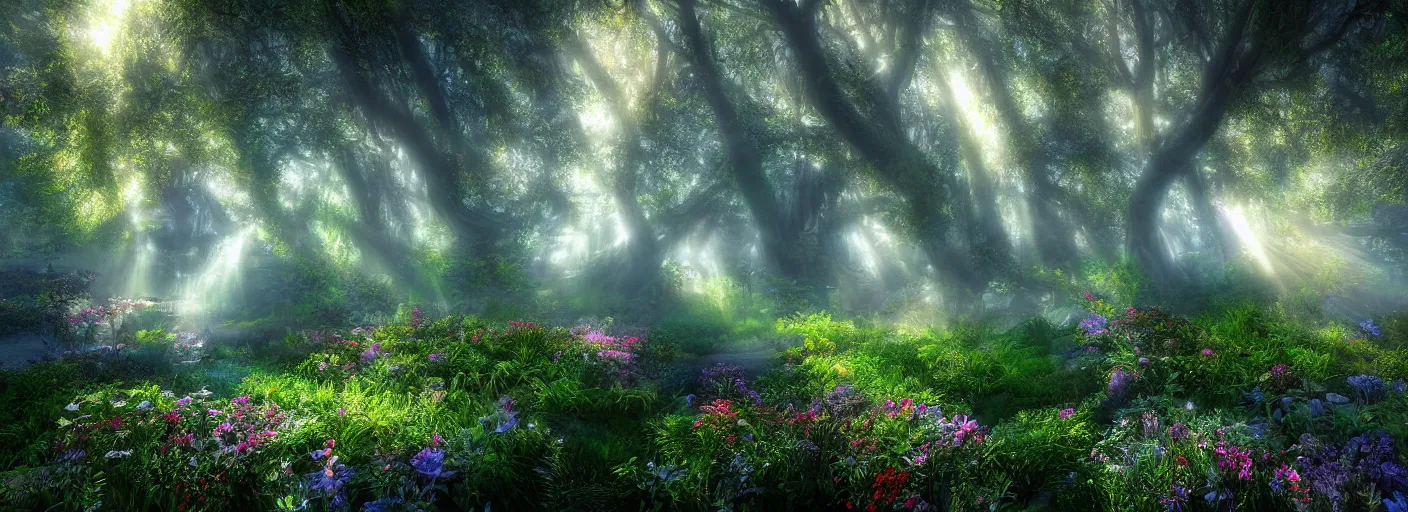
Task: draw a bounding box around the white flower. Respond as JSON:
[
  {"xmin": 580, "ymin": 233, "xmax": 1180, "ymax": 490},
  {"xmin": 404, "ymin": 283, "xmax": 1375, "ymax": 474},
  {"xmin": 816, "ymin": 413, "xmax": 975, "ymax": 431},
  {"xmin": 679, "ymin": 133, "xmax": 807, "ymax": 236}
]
[
  {"xmin": 1185, "ymin": 401, "xmax": 1195, "ymax": 411},
  {"xmin": 105, "ymin": 450, "xmax": 132, "ymax": 459},
  {"xmin": 65, "ymin": 403, "xmax": 80, "ymax": 412},
  {"xmin": 111, "ymin": 400, "xmax": 127, "ymax": 408}
]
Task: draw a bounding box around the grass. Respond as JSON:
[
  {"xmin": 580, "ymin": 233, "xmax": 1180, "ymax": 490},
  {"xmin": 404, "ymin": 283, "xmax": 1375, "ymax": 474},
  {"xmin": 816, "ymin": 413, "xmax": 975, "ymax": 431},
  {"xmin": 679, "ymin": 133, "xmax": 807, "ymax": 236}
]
[{"xmin": 0, "ymin": 298, "xmax": 1405, "ymax": 511}]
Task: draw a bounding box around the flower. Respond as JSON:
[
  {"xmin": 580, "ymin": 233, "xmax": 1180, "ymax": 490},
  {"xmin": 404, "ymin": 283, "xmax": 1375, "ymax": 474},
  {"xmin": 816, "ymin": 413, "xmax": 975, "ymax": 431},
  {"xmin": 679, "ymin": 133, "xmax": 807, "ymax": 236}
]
[
  {"xmin": 410, "ymin": 447, "xmax": 456, "ymax": 479},
  {"xmin": 1159, "ymin": 486, "xmax": 1189, "ymax": 512},
  {"xmin": 64, "ymin": 403, "xmax": 79, "ymax": 412},
  {"xmin": 1385, "ymin": 492, "xmax": 1408, "ymax": 512},
  {"xmin": 1168, "ymin": 422, "xmax": 1190, "ymax": 441},
  {"xmin": 1108, "ymin": 369, "xmax": 1135, "ymax": 396},
  {"xmin": 307, "ymin": 462, "xmax": 353, "ymax": 497},
  {"xmin": 1308, "ymin": 398, "xmax": 1325, "ymax": 417},
  {"xmin": 1078, "ymin": 313, "xmax": 1109, "ymax": 336},
  {"xmin": 1214, "ymin": 442, "xmax": 1254, "ymax": 480},
  {"xmin": 428, "ymin": 352, "xmax": 444, "ymax": 362},
  {"xmin": 175, "ymin": 396, "xmax": 192, "ymax": 408},
  {"xmin": 363, "ymin": 497, "xmax": 404, "ymax": 512},
  {"xmin": 1200, "ymin": 348, "xmax": 1215, "ymax": 357},
  {"xmin": 1058, "ymin": 408, "xmax": 1075, "ymax": 419},
  {"xmin": 597, "ymin": 349, "xmax": 634, "ymax": 361},
  {"xmin": 1361, "ymin": 319, "xmax": 1382, "ymax": 337},
  {"xmin": 1348, "ymin": 374, "xmax": 1386, "ymax": 402},
  {"xmin": 872, "ymin": 467, "xmax": 910, "ymax": 505}
]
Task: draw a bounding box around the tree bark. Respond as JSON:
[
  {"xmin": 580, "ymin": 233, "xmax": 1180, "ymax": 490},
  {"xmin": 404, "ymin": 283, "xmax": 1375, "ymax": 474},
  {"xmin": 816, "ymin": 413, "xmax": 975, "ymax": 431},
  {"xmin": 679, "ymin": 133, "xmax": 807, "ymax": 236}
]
[
  {"xmin": 763, "ymin": 0, "xmax": 984, "ymax": 296},
  {"xmin": 1126, "ymin": 0, "xmax": 1258, "ymax": 290},
  {"xmin": 679, "ymin": 0, "xmax": 802, "ymax": 278}
]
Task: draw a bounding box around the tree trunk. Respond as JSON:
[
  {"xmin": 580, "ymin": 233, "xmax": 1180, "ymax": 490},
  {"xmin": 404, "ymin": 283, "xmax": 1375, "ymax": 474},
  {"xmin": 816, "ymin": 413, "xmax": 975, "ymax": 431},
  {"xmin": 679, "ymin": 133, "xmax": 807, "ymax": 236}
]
[
  {"xmin": 679, "ymin": 0, "xmax": 802, "ymax": 279},
  {"xmin": 763, "ymin": 0, "xmax": 984, "ymax": 297}
]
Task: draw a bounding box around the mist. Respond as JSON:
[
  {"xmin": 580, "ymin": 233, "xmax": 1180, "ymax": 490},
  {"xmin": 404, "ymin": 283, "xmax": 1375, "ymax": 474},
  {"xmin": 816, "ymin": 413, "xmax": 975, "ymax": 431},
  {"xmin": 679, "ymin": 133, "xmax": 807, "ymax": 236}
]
[{"xmin": 2, "ymin": 0, "xmax": 1408, "ymax": 510}]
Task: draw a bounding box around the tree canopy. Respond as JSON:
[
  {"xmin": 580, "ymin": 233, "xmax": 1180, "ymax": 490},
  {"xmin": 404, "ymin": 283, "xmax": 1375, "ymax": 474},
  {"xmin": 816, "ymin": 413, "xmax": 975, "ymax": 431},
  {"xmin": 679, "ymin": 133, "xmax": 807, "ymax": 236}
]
[{"xmin": 3, "ymin": 0, "xmax": 1407, "ymax": 323}]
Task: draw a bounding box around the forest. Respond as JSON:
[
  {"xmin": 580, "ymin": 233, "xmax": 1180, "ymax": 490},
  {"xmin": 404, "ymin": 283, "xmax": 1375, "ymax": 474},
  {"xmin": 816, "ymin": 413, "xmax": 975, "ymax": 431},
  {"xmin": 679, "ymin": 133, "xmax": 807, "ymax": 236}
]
[{"xmin": 1, "ymin": 0, "xmax": 1407, "ymax": 510}]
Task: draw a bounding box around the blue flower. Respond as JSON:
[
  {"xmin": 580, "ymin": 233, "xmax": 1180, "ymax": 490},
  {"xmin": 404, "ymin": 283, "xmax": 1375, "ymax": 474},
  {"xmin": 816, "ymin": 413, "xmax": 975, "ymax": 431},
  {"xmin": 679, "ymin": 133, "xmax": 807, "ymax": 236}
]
[
  {"xmin": 410, "ymin": 447, "xmax": 457, "ymax": 479},
  {"xmin": 362, "ymin": 497, "xmax": 403, "ymax": 512},
  {"xmin": 684, "ymin": 394, "xmax": 695, "ymax": 406},
  {"xmin": 1385, "ymin": 491, "xmax": 1408, "ymax": 512},
  {"xmin": 307, "ymin": 463, "xmax": 353, "ymax": 496},
  {"xmin": 1360, "ymin": 319, "xmax": 1382, "ymax": 337},
  {"xmin": 1348, "ymin": 374, "xmax": 1385, "ymax": 402},
  {"xmin": 1308, "ymin": 398, "xmax": 1325, "ymax": 417},
  {"xmin": 493, "ymin": 410, "xmax": 519, "ymax": 433}
]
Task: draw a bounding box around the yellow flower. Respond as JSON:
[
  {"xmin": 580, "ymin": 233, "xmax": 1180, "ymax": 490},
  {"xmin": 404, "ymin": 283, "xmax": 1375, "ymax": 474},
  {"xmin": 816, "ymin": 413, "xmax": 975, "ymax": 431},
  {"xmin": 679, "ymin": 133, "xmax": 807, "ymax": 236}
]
[{"xmin": 831, "ymin": 363, "xmax": 851, "ymax": 377}]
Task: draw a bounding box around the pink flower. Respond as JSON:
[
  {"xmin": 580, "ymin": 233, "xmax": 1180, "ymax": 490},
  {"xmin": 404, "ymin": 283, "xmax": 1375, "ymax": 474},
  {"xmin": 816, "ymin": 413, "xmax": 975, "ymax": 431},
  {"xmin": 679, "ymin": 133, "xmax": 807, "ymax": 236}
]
[
  {"xmin": 1059, "ymin": 408, "xmax": 1075, "ymax": 419},
  {"xmin": 1200, "ymin": 348, "xmax": 1215, "ymax": 357}
]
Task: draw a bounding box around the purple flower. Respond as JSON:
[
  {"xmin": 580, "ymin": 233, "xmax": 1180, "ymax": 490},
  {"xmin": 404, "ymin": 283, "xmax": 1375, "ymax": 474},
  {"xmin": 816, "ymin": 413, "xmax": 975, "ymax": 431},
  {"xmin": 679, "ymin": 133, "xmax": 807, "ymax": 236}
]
[
  {"xmin": 684, "ymin": 394, "xmax": 695, "ymax": 406},
  {"xmin": 1059, "ymin": 408, "xmax": 1075, "ymax": 419},
  {"xmin": 410, "ymin": 447, "xmax": 456, "ymax": 479},
  {"xmin": 1078, "ymin": 313, "xmax": 1109, "ymax": 336},
  {"xmin": 428, "ymin": 352, "xmax": 444, "ymax": 362},
  {"xmin": 1168, "ymin": 422, "xmax": 1190, "ymax": 441},
  {"xmin": 1108, "ymin": 369, "xmax": 1135, "ymax": 396},
  {"xmin": 361, "ymin": 347, "xmax": 378, "ymax": 362},
  {"xmin": 597, "ymin": 349, "xmax": 634, "ymax": 360},
  {"xmin": 1200, "ymin": 348, "xmax": 1215, "ymax": 357},
  {"xmin": 232, "ymin": 395, "xmax": 250, "ymax": 406},
  {"xmin": 175, "ymin": 396, "xmax": 192, "ymax": 408},
  {"xmin": 1160, "ymin": 486, "xmax": 1189, "ymax": 511}
]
